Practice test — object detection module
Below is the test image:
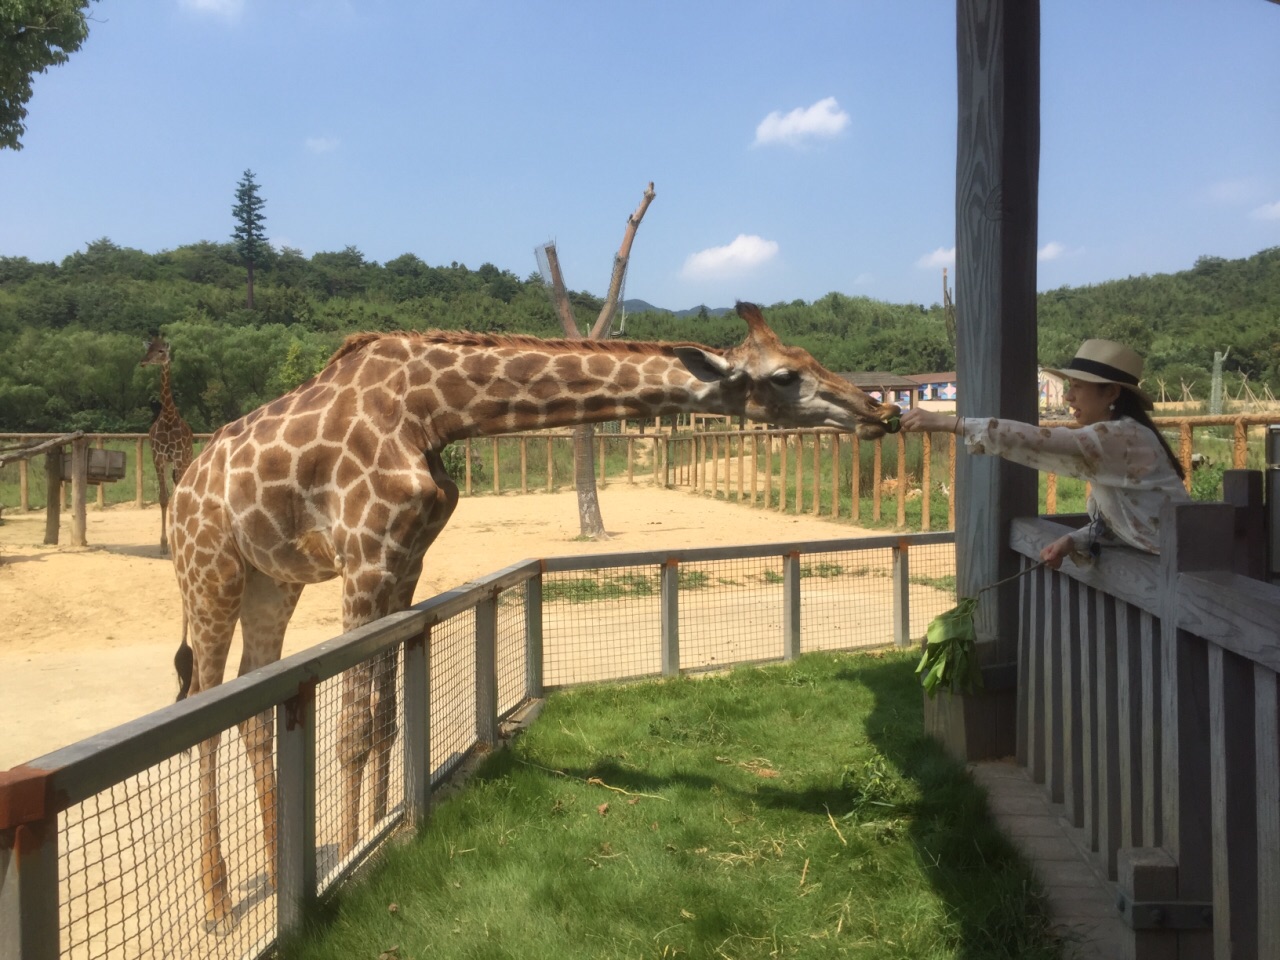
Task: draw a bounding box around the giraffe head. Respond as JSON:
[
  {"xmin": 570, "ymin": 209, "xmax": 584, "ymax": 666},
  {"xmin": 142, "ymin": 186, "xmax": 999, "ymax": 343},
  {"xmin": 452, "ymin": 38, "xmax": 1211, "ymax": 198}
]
[
  {"xmin": 673, "ymin": 302, "xmax": 902, "ymax": 439},
  {"xmin": 140, "ymin": 334, "xmax": 172, "ymax": 368}
]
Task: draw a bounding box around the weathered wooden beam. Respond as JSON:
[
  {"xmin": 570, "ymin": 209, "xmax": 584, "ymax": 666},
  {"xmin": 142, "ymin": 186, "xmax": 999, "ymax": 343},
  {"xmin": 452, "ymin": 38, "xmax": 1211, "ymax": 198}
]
[{"xmin": 955, "ymin": 0, "xmax": 1041, "ymax": 677}]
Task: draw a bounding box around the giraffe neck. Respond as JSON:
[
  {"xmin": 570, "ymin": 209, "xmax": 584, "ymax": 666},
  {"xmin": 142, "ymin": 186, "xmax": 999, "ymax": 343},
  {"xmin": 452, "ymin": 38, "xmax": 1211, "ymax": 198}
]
[
  {"xmin": 158, "ymin": 362, "xmax": 180, "ymax": 418},
  {"xmin": 328, "ymin": 332, "xmax": 741, "ymax": 447}
]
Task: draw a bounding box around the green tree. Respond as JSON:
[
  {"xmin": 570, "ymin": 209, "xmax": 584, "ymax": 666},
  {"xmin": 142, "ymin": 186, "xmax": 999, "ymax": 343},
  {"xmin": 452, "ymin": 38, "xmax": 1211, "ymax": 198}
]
[
  {"xmin": 231, "ymin": 169, "xmax": 268, "ymax": 309},
  {"xmin": 1, "ymin": 0, "xmax": 94, "ymax": 151}
]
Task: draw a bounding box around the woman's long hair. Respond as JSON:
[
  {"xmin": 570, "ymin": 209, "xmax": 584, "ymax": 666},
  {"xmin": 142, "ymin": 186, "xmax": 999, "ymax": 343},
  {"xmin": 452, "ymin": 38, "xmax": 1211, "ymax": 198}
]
[{"xmin": 1112, "ymin": 390, "xmax": 1186, "ymax": 480}]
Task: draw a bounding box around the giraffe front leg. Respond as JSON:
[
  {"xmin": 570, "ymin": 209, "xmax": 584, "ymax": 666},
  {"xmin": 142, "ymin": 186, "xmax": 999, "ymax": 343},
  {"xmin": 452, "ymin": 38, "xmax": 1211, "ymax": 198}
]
[
  {"xmin": 238, "ymin": 710, "xmax": 278, "ymax": 891},
  {"xmin": 196, "ymin": 731, "xmax": 235, "ymax": 934},
  {"xmin": 336, "ymin": 661, "xmax": 374, "ymax": 858},
  {"xmin": 368, "ymin": 649, "xmax": 400, "ymax": 831},
  {"xmin": 155, "ymin": 460, "xmax": 170, "ymax": 555}
]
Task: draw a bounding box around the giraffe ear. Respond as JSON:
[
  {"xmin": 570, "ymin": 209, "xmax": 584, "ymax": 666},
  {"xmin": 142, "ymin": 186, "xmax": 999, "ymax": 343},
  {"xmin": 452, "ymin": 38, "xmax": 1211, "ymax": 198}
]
[{"xmin": 674, "ymin": 346, "xmax": 736, "ymax": 384}]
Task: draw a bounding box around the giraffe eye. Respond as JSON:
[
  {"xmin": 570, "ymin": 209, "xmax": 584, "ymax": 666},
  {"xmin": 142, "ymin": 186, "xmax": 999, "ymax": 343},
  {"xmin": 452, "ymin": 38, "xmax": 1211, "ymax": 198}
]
[{"xmin": 771, "ymin": 369, "xmax": 799, "ymax": 386}]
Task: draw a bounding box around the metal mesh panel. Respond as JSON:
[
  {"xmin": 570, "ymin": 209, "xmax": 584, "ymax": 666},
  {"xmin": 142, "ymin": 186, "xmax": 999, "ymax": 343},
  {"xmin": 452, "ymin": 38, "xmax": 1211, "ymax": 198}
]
[
  {"xmin": 798, "ymin": 542, "xmax": 956, "ymax": 652},
  {"xmin": 798, "ymin": 547, "xmax": 897, "ymax": 651},
  {"xmin": 541, "ymin": 564, "xmax": 663, "ymax": 686},
  {"xmin": 899, "ymin": 541, "xmax": 958, "ymax": 639},
  {"xmin": 677, "ymin": 557, "xmax": 785, "ymax": 669},
  {"xmin": 495, "ymin": 585, "xmax": 529, "ymax": 718},
  {"xmin": 314, "ymin": 646, "xmax": 406, "ymax": 891},
  {"xmin": 60, "ymin": 727, "xmax": 275, "ymax": 959},
  {"xmin": 429, "ymin": 611, "xmax": 479, "ymax": 785}
]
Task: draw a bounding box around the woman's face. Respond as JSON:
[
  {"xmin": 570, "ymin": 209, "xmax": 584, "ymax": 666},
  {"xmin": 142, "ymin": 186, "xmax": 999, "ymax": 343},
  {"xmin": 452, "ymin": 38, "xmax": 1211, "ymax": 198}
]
[{"xmin": 1064, "ymin": 379, "xmax": 1121, "ymax": 426}]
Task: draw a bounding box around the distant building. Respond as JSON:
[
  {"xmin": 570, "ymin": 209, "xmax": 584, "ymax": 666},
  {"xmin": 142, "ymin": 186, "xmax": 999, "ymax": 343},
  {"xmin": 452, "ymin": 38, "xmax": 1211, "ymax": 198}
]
[
  {"xmin": 905, "ymin": 373, "xmax": 957, "ymax": 410},
  {"xmin": 836, "ymin": 372, "xmax": 919, "ymax": 409}
]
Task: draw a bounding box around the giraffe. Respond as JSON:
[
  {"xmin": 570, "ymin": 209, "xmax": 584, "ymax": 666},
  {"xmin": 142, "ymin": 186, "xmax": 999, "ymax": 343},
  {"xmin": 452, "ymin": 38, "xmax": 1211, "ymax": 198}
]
[
  {"xmin": 140, "ymin": 335, "xmax": 195, "ymax": 554},
  {"xmin": 168, "ymin": 301, "xmax": 901, "ymax": 931}
]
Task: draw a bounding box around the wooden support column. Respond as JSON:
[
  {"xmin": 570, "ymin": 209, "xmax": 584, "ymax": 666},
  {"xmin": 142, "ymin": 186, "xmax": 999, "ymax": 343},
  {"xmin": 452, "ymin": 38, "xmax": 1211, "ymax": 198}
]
[{"xmin": 950, "ymin": 0, "xmax": 1041, "ymax": 760}]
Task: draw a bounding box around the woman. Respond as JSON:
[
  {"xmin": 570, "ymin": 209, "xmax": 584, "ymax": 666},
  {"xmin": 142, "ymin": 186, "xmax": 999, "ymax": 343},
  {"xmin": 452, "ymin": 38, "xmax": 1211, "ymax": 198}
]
[{"xmin": 899, "ymin": 339, "xmax": 1189, "ymax": 569}]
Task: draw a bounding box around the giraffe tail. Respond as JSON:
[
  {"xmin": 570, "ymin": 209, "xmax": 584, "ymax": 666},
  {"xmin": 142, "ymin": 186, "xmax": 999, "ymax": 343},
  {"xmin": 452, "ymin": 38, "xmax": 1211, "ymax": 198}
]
[{"xmin": 174, "ymin": 612, "xmax": 194, "ymax": 703}]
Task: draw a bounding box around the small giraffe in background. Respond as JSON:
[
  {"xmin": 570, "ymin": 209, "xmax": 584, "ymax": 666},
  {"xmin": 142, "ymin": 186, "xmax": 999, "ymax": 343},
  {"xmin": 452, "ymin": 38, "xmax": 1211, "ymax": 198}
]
[
  {"xmin": 140, "ymin": 335, "xmax": 194, "ymax": 554},
  {"xmin": 169, "ymin": 302, "xmax": 901, "ymax": 931}
]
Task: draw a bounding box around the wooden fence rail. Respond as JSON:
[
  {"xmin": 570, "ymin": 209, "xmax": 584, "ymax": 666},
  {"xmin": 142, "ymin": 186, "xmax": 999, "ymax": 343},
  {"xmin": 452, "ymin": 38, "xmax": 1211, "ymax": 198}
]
[
  {"xmin": 0, "ymin": 532, "xmax": 956, "ymax": 960},
  {"xmin": 1008, "ymin": 471, "xmax": 1279, "ymax": 958}
]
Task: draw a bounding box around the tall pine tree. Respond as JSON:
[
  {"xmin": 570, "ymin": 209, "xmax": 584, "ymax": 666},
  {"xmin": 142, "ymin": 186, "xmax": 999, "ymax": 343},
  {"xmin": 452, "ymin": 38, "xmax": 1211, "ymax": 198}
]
[{"xmin": 231, "ymin": 169, "xmax": 267, "ymax": 309}]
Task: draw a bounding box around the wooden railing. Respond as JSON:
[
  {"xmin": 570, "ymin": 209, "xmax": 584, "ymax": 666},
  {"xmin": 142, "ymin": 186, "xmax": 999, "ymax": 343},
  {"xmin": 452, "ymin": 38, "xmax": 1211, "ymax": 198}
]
[{"xmin": 1008, "ymin": 472, "xmax": 1279, "ymax": 958}]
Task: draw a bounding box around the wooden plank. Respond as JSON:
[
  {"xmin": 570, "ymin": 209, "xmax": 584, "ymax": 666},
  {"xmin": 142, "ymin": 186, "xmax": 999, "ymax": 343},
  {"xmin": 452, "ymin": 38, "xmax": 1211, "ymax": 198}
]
[
  {"xmin": 1010, "ymin": 516, "xmax": 1162, "ymax": 616},
  {"xmin": 1015, "ymin": 565, "xmax": 1034, "ymax": 767},
  {"xmin": 954, "ymin": 0, "xmax": 1040, "ymax": 663},
  {"xmin": 1159, "ymin": 503, "xmax": 1232, "ymax": 925},
  {"xmin": 1026, "ymin": 565, "xmax": 1050, "ymax": 784},
  {"xmin": 1058, "ymin": 577, "xmax": 1083, "ymax": 822},
  {"xmin": 1046, "ymin": 571, "xmax": 1066, "ymax": 804},
  {"xmin": 1257, "ymin": 666, "xmax": 1280, "ymax": 959},
  {"xmin": 1140, "ymin": 611, "xmax": 1164, "ymax": 847},
  {"xmin": 1176, "ymin": 572, "xmax": 1280, "ymax": 672},
  {"xmin": 1209, "ymin": 646, "xmax": 1257, "ymax": 960},
  {"xmin": 1116, "ymin": 603, "xmax": 1144, "ymax": 850},
  {"xmin": 1080, "ymin": 585, "xmax": 1098, "ymax": 844},
  {"xmin": 1095, "ymin": 594, "xmax": 1122, "ymax": 879}
]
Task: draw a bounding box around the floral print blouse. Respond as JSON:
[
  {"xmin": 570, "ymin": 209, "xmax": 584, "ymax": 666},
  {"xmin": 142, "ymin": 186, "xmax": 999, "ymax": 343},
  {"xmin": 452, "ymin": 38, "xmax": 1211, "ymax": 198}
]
[{"xmin": 957, "ymin": 415, "xmax": 1190, "ymax": 556}]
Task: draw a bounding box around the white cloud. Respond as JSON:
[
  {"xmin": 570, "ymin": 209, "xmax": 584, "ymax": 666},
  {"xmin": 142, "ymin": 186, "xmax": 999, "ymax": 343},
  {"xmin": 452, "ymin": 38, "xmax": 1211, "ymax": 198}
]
[
  {"xmin": 753, "ymin": 97, "xmax": 850, "ymax": 148},
  {"xmin": 1038, "ymin": 241, "xmax": 1066, "ymax": 262},
  {"xmin": 1207, "ymin": 178, "xmax": 1262, "ymax": 205},
  {"xmin": 305, "ymin": 136, "xmax": 340, "ymax": 154},
  {"xmin": 1250, "ymin": 200, "xmax": 1280, "ymax": 221},
  {"xmin": 179, "ymin": 0, "xmax": 244, "ymax": 18},
  {"xmin": 682, "ymin": 235, "xmax": 779, "ymax": 279},
  {"xmin": 915, "ymin": 247, "xmax": 954, "ymax": 270}
]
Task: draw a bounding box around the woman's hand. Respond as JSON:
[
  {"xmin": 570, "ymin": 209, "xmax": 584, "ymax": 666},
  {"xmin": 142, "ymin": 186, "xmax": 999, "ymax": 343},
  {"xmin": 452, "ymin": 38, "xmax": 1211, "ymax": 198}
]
[
  {"xmin": 899, "ymin": 409, "xmax": 958, "ymax": 433},
  {"xmin": 1039, "ymin": 534, "xmax": 1075, "ymax": 570}
]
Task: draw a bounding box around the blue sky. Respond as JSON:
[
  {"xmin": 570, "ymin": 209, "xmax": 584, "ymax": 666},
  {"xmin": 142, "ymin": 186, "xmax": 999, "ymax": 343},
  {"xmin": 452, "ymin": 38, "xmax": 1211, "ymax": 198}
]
[{"xmin": 3, "ymin": 0, "xmax": 1278, "ymax": 312}]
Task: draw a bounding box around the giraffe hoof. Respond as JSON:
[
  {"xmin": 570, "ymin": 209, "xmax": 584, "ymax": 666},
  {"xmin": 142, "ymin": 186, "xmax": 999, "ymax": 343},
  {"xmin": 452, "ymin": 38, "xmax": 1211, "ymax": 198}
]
[{"xmin": 203, "ymin": 911, "xmax": 237, "ymax": 936}]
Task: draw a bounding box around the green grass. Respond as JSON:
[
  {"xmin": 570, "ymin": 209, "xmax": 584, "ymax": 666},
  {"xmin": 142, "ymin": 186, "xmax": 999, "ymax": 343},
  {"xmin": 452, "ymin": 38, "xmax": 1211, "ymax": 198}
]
[{"xmin": 282, "ymin": 652, "xmax": 1060, "ymax": 960}]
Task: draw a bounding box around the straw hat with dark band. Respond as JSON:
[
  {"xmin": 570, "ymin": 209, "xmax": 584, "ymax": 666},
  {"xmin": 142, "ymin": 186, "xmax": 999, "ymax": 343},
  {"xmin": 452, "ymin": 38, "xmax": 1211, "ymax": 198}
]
[{"xmin": 1041, "ymin": 339, "xmax": 1154, "ymax": 410}]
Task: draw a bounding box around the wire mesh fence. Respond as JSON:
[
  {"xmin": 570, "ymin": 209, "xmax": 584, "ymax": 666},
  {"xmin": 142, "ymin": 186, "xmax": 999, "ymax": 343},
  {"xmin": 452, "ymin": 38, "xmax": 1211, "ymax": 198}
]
[{"xmin": 6, "ymin": 533, "xmax": 955, "ymax": 960}]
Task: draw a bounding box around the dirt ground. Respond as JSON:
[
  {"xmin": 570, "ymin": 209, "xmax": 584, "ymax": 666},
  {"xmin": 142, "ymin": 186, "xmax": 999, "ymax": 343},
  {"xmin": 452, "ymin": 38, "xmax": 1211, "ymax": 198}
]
[{"xmin": 0, "ymin": 484, "xmax": 877, "ymax": 769}]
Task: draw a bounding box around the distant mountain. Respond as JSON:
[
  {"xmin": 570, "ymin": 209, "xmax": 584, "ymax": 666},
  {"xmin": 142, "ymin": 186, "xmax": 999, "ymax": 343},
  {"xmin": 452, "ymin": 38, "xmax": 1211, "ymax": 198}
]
[{"xmin": 622, "ymin": 299, "xmax": 733, "ymax": 319}]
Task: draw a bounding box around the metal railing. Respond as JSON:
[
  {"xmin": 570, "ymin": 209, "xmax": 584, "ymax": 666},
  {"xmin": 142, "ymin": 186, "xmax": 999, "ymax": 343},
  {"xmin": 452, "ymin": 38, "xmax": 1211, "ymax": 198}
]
[{"xmin": 0, "ymin": 532, "xmax": 957, "ymax": 960}]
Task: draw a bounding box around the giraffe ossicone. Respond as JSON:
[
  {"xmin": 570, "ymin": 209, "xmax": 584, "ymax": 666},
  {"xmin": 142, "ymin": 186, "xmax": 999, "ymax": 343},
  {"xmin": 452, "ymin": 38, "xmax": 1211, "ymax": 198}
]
[{"xmin": 169, "ymin": 301, "xmax": 899, "ymax": 931}]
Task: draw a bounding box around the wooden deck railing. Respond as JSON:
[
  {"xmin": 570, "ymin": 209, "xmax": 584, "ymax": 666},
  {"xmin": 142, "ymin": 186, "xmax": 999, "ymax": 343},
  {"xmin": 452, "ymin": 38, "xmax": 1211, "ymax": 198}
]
[{"xmin": 1008, "ymin": 471, "xmax": 1279, "ymax": 958}]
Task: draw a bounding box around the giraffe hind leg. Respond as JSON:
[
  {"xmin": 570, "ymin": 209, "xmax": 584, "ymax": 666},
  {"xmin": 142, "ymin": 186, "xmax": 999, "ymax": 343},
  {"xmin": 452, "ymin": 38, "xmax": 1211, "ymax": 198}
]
[{"xmin": 236, "ymin": 569, "xmax": 304, "ymax": 893}]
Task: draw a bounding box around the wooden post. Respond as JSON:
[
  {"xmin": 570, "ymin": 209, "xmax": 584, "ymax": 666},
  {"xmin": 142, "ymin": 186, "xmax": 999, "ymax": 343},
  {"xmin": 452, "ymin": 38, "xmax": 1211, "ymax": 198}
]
[
  {"xmin": 951, "ymin": 0, "xmax": 1040, "ymax": 760},
  {"xmin": 492, "ymin": 438, "xmax": 500, "ymax": 495},
  {"xmin": 43, "ymin": 452, "xmax": 60, "ymax": 544},
  {"xmin": 750, "ymin": 434, "xmax": 759, "ymax": 505},
  {"xmin": 464, "ymin": 438, "xmax": 473, "ymax": 495},
  {"xmin": 872, "ymin": 440, "xmax": 883, "ymax": 522},
  {"xmin": 70, "ymin": 436, "xmax": 88, "ymax": 546},
  {"xmin": 793, "ymin": 434, "xmax": 803, "ymax": 515},
  {"xmin": 134, "ymin": 437, "xmax": 145, "ymax": 508},
  {"xmin": 948, "ymin": 434, "xmax": 957, "ymax": 530},
  {"xmin": 778, "ymin": 434, "xmax": 788, "ymax": 512},
  {"xmin": 546, "ymin": 437, "xmax": 553, "ymax": 493},
  {"xmin": 811, "ymin": 435, "xmax": 820, "ymax": 516},
  {"xmin": 627, "ymin": 437, "xmax": 635, "ymax": 484},
  {"xmin": 830, "ymin": 435, "xmax": 841, "ymax": 519},
  {"xmin": 520, "ymin": 436, "xmax": 528, "ymax": 494},
  {"xmin": 95, "ymin": 438, "xmax": 105, "ymax": 509},
  {"xmin": 19, "ymin": 457, "xmax": 29, "ymax": 511},
  {"xmin": 922, "ymin": 433, "xmax": 932, "ymax": 530},
  {"xmin": 851, "ymin": 434, "xmax": 861, "ymax": 522},
  {"xmin": 896, "ymin": 433, "xmax": 907, "ymax": 527}
]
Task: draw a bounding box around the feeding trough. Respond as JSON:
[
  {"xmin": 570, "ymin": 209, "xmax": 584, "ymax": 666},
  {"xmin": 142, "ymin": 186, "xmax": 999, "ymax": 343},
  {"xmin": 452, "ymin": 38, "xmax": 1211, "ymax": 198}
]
[{"xmin": 60, "ymin": 448, "xmax": 126, "ymax": 485}]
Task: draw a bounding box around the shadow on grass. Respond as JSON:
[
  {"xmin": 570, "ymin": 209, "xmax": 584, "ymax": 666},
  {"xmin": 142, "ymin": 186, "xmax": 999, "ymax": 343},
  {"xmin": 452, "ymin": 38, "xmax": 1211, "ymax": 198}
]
[{"xmin": 482, "ymin": 655, "xmax": 1059, "ymax": 959}]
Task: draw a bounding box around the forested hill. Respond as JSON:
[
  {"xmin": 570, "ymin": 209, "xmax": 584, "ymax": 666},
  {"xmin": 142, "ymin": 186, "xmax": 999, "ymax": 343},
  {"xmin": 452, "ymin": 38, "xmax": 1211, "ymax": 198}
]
[{"xmin": 0, "ymin": 240, "xmax": 1276, "ymax": 433}]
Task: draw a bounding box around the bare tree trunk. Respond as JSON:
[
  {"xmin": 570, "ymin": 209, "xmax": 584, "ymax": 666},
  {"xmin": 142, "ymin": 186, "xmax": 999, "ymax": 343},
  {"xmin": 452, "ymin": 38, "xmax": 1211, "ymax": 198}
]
[
  {"xmin": 543, "ymin": 183, "xmax": 657, "ymax": 540},
  {"xmin": 246, "ymin": 259, "xmax": 256, "ymax": 310}
]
